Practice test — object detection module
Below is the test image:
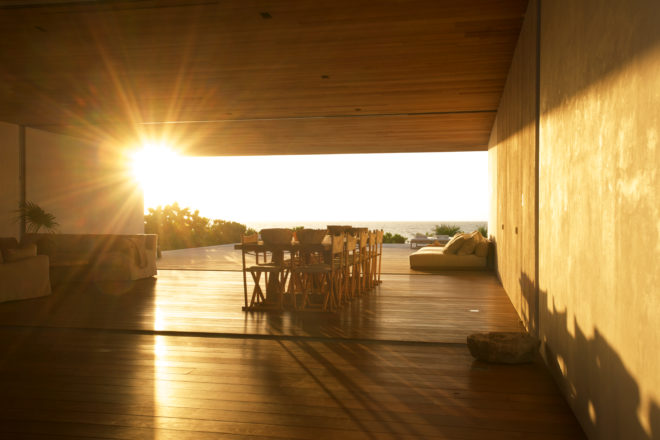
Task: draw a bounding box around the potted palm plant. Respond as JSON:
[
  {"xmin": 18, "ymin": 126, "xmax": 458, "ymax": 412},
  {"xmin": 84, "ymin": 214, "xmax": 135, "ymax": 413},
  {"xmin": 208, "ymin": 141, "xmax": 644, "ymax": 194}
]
[{"xmin": 15, "ymin": 201, "xmax": 59, "ymax": 233}]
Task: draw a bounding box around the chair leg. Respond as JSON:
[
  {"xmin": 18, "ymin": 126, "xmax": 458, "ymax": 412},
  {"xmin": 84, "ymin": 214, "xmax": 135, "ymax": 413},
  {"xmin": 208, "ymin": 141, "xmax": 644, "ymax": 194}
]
[
  {"xmin": 352, "ymin": 259, "xmax": 360, "ymax": 298},
  {"xmin": 249, "ymin": 271, "xmax": 265, "ymax": 308},
  {"xmin": 295, "ymin": 271, "xmax": 313, "ymax": 310},
  {"xmin": 334, "ymin": 269, "xmax": 343, "ymax": 307},
  {"xmin": 295, "ymin": 271, "xmax": 315, "ymax": 311}
]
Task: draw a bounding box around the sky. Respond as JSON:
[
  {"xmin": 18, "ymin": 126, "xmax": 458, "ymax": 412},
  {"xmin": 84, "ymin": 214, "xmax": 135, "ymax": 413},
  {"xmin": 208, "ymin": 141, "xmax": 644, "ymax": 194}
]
[{"xmin": 132, "ymin": 148, "xmax": 489, "ymax": 223}]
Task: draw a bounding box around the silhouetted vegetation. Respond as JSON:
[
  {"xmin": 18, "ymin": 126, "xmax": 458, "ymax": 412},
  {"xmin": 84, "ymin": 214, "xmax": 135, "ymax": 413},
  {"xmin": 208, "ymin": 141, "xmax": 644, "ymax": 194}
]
[
  {"xmin": 478, "ymin": 225, "xmax": 488, "ymax": 238},
  {"xmin": 15, "ymin": 201, "xmax": 59, "ymax": 233},
  {"xmin": 383, "ymin": 232, "xmax": 406, "ymax": 243},
  {"xmin": 144, "ymin": 203, "xmax": 255, "ymax": 250},
  {"xmin": 434, "ymin": 224, "xmax": 463, "ymax": 236}
]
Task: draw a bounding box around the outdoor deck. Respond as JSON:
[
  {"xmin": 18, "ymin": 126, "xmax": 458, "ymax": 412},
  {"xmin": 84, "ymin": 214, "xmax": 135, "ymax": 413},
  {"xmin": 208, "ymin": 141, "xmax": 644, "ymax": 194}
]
[
  {"xmin": 0, "ymin": 245, "xmax": 585, "ymax": 439},
  {"xmin": 156, "ymin": 243, "xmax": 421, "ymax": 274}
]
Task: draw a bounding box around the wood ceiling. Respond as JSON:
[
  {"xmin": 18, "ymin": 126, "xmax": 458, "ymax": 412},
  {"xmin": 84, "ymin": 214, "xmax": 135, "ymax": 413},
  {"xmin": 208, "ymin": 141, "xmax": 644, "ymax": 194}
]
[{"xmin": 0, "ymin": 0, "xmax": 528, "ymax": 156}]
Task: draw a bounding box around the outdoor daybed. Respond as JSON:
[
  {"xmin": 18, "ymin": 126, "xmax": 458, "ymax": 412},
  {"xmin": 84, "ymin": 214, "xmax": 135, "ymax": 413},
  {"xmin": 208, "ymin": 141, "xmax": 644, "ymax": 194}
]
[
  {"xmin": 410, "ymin": 234, "xmax": 450, "ymax": 248},
  {"xmin": 409, "ymin": 231, "xmax": 492, "ymax": 270},
  {"xmin": 25, "ymin": 233, "xmax": 158, "ymax": 283},
  {"xmin": 0, "ymin": 237, "xmax": 51, "ymax": 303}
]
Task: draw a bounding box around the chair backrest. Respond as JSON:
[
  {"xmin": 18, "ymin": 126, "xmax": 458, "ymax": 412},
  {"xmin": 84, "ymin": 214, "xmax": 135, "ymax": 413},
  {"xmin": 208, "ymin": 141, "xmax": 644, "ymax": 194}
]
[
  {"xmin": 241, "ymin": 233, "xmax": 259, "ymax": 244},
  {"xmin": 358, "ymin": 231, "xmax": 368, "ymax": 251},
  {"xmin": 331, "ymin": 232, "xmax": 345, "ymax": 255},
  {"xmin": 345, "ymin": 233, "xmax": 357, "ymax": 254},
  {"xmin": 368, "ymin": 231, "xmax": 376, "ymax": 247},
  {"xmin": 329, "ymin": 232, "xmax": 345, "ymax": 270},
  {"xmin": 241, "ymin": 233, "xmax": 266, "ymax": 263}
]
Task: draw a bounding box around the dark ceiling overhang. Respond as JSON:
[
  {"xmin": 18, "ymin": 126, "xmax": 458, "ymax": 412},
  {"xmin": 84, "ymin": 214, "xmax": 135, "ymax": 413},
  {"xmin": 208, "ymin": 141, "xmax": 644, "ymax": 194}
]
[{"xmin": 0, "ymin": 0, "xmax": 528, "ymax": 155}]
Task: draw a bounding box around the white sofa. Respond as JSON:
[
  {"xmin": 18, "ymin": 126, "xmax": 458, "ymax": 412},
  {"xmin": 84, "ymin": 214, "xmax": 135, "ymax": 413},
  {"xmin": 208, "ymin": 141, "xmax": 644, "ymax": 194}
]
[
  {"xmin": 409, "ymin": 231, "xmax": 492, "ymax": 270},
  {"xmin": 0, "ymin": 237, "xmax": 51, "ymax": 303},
  {"xmin": 25, "ymin": 233, "xmax": 158, "ymax": 283}
]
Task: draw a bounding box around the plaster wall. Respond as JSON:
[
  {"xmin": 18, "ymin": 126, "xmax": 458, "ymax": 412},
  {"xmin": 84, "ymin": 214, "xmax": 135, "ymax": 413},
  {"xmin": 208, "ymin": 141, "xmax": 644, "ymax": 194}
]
[
  {"xmin": 538, "ymin": 1, "xmax": 660, "ymax": 438},
  {"xmin": 487, "ymin": 119, "xmax": 498, "ymax": 243},
  {"xmin": 488, "ymin": 0, "xmax": 538, "ymax": 333},
  {"xmin": 25, "ymin": 128, "xmax": 143, "ymax": 234},
  {"xmin": 492, "ymin": 0, "xmax": 660, "ymax": 437},
  {"xmin": 0, "ymin": 122, "xmax": 20, "ymax": 238}
]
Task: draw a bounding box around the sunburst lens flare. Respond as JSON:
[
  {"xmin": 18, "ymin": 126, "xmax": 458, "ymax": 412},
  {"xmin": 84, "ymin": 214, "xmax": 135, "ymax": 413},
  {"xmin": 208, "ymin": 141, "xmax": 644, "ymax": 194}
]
[{"xmin": 131, "ymin": 142, "xmax": 179, "ymax": 188}]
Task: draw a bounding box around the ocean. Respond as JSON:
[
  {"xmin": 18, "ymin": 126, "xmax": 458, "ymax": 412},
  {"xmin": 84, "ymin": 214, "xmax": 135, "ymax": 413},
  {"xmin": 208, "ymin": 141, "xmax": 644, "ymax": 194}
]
[{"xmin": 244, "ymin": 221, "xmax": 488, "ymax": 239}]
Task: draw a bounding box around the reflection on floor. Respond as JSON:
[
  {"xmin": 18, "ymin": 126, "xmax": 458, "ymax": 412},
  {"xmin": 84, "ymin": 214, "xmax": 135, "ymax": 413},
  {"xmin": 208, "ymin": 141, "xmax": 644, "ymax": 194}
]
[
  {"xmin": 0, "ymin": 271, "xmax": 522, "ymax": 343},
  {"xmin": 0, "ymin": 270, "xmax": 585, "ymax": 439}
]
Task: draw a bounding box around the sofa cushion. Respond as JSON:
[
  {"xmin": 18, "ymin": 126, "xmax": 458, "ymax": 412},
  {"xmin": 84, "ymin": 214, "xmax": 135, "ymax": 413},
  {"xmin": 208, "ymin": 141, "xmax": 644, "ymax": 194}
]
[
  {"xmin": 410, "ymin": 246, "xmax": 487, "ymax": 270},
  {"xmin": 0, "ymin": 254, "xmax": 51, "ymax": 303},
  {"xmin": 4, "ymin": 243, "xmax": 38, "ymax": 262},
  {"xmin": 457, "ymin": 231, "xmax": 480, "ymax": 255},
  {"xmin": 474, "ymin": 233, "xmax": 489, "ymax": 257},
  {"xmin": 53, "ymin": 252, "xmax": 91, "ymax": 265},
  {"xmin": 443, "ymin": 234, "xmax": 466, "ymax": 254},
  {"xmin": 0, "ymin": 237, "xmax": 19, "ymax": 262},
  {"xmin": 23, "ymin": 233, "xmax": 157, "ymax": 281}
]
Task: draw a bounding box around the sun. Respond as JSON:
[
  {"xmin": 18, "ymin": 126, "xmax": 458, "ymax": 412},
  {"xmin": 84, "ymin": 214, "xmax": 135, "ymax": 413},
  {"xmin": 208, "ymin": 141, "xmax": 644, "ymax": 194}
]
[{"xmin": 131, "ymin": 142, "xmax": 179, "ymax": 188}]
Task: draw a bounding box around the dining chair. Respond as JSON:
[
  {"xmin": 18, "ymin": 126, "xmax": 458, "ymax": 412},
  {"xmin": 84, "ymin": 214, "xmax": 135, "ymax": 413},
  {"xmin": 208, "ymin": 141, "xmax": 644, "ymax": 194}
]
[
  {"xmin": 240, "ymin": 233, "xmax": 259, "ymax": 309},
  {"xmin": 374, "ymin": 229, "xmax": 384, "ymax": 285},
  {"xmin": 366, "ymin": 230, "xmax": 378, "ymax": 290},
  {"xmin": 291, "ymin": 232, "xmax": 344, "ymax": 312},
  {"xmin": 344, "ymin": 232, "xmax": 358, "ymax": 302},
  {"xmin": 356, "ymin": 229, "xmax": 370, "ymax": 295},
  {"xmin": 241, "ymin": 233, "xmax": 288, "ymax": 310}
]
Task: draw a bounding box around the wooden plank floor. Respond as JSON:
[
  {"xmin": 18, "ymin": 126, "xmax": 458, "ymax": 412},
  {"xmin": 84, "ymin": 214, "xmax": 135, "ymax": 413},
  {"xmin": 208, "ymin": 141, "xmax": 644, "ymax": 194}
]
[
  {"xmin": 0, "ymin": 327, "xmax": 585, "ymax": 439},
  {"xmin": 0, "ymin": 270, "xmax": 585, "ymax": 439},
  {"xmin": 0, "ymin": 271, "xmax": 522, "ymax": 343}
]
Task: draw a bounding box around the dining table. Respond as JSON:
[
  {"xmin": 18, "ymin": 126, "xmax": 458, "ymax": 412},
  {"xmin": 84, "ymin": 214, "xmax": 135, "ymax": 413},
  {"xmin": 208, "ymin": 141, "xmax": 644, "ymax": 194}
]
[{"xmin": 234, "ymin": 240, "xmax": 331, "ymax": 310}]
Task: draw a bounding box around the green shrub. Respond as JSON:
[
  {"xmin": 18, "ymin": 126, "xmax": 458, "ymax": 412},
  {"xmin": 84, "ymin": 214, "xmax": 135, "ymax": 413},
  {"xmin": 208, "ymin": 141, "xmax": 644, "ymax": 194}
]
[
  {"xmin": 15, "ymin": 201, "xmax": 59, "ymax": 233},
  {"xmin": 477, "ymin": 226, "xmax": 488, "ymax": 238},
  {"xmin": 144, "ymin": 203, "xmax": 251, "ymax": 250},
  {"xmin": 434, "ymin": 224, "xmax": 463, "ymax": 236},
  {"xmin": 383, "ymin": 232, "xmax": 406, "ymax": 243}
]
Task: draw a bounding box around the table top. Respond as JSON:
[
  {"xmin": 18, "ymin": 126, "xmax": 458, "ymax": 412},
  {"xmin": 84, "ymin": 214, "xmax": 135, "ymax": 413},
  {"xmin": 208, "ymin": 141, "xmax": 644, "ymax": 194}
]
[{"xmin": 234, "ymin": 241, "xmax": 330, "ymax": 251}]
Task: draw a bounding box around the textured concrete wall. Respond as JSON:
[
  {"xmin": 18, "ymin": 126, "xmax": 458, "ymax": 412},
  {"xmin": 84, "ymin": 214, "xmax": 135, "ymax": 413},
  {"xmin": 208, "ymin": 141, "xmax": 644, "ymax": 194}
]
[
  {"xmin": 538, "ymin": 1, "xmax": 660, "ymax": 438},
  {"xmin": 492, "ymin": 0, "xmax": 660, "ymax": 437},
  {"xmin": 489, "ymin": 0, "xmax": 538, "ymax": 333},
  {"xmin": 25, "ymin": 128, "xmax": 144, "ymax": 234},
  {"xmin": 487, "ymin": 119, "xmax": 498, "ymax": 244},
  {"xmin": 0, "ymin": 122, "xmax": 20, "ymax": 238}
]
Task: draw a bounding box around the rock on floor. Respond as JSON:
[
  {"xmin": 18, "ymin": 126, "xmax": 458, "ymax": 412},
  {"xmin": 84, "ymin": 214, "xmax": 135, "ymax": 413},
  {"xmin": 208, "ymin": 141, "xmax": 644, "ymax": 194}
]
[{"xmin": 467, "ymin": 331, "xmax": 540, "ymax": 363}]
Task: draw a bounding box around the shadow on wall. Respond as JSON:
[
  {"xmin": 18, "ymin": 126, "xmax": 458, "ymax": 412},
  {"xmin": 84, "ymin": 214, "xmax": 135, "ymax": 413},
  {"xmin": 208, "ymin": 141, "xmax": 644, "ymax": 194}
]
[
  {"xmin": 496, "ymin": 0, "xmax": 660, "ymax": 147},
  {"xmin": 518, "ymin": 272, "xmax": 659, "ymax": 439}
]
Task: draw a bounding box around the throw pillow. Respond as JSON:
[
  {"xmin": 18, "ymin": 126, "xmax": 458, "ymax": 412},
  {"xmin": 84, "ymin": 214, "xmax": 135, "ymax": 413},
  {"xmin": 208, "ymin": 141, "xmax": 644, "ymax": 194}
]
[
  {"xmin": 473, "ymin": 231, "xmax": 488, "ymax": 256},
  {"xmin": 443, "ymin": 234, "xmax": 466, "ymax": 254},
  {"xmin": 0, "ymin": 237, "xmax": 19, "ymax": 261},
  {"xmin": 475, "ymin": 240, "xmax": 489, "ymax": 257},
  {"xmin": 4, "ymin": 243, "xmax": 37, "ymax": 262},
  {"xmin": 474, "ymin": 233, "xmax": 489, "ymax": 257},
  {"xmin": 457, "ymin": 231, "xmax": 480, "ymax": 255}
]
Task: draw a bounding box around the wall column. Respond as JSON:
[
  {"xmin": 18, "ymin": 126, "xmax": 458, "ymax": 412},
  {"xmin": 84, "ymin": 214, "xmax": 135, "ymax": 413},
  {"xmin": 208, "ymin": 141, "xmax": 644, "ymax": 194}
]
[
  {"xmin": 488, "ymin": 0, "xmax": 539, "ymax": 334},
  {"xmin": 18, "ymin": 125, "xmax": 26, "ymax": 240}
]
